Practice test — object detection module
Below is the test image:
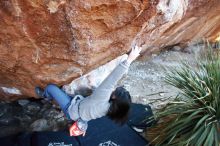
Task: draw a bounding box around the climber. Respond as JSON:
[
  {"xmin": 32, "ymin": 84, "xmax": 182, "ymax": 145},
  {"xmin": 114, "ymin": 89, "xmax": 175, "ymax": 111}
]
[{"xmin": 35, "ymin": 45, "xmax": 142, "ymax": 136}]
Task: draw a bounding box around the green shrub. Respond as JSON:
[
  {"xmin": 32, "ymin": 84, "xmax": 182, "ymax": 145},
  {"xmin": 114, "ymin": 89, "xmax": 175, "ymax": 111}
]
[{"xmin": 154, "ymin": 43, "xmax": 220, "ymax": 146}]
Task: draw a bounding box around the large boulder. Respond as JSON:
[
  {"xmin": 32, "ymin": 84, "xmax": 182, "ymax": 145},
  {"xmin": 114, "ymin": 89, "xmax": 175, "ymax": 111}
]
[{"xmin": 0, "ymin": 0, "xmax": 220, "ymax": 99}]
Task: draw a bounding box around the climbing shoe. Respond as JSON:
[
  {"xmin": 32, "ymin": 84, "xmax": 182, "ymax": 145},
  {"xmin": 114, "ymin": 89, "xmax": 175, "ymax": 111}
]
[{"xmin": 35, "ymin": 87, "xmax": 45, "ymax": 98}]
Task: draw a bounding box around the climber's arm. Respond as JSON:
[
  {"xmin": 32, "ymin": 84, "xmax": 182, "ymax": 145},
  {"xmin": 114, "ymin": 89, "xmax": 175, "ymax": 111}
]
[{"xmin": 89, "ymin": 45, "xmax": 142, "ymax": 101}]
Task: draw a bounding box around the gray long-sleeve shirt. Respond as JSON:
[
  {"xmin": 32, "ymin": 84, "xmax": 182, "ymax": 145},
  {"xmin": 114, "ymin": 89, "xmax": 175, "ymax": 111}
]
[{"xmin": 68, "ymin": 60, "xmax": 130, "ymax": 121}]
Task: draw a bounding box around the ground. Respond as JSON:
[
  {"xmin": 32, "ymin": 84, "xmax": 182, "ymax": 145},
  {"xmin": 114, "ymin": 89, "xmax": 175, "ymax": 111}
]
[{"xmin": 121, "ymin": 44, "xmax": 202, "ymax": 110}]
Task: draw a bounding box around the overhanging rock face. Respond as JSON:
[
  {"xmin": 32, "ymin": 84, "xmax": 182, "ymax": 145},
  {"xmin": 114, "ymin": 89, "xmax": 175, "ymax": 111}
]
[{"xmin": 0, "ymin": 0, "xmax": 220, "ymax": 99}]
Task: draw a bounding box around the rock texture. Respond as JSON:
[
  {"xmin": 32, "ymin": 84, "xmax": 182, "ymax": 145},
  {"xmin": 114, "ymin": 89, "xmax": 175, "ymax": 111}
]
[
  {"xmin": 0, "ymin": 0, "xmax": 220, "ymax": 99},
  {"xmin": 0, "ymin": 99, "xmax": 68, "ymax": 137}
]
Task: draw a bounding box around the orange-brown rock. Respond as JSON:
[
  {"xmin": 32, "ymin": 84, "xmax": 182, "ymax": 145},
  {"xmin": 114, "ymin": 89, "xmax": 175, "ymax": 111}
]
[{"xmin": 0, "ymin": 0, "xmax": 220, "ymax": 99}]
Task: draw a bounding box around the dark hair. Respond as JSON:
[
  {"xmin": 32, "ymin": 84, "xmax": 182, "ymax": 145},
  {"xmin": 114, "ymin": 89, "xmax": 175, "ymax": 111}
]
[{"xmin": 107, "ymin": 86, "xmax": 131, "ymax": 125}]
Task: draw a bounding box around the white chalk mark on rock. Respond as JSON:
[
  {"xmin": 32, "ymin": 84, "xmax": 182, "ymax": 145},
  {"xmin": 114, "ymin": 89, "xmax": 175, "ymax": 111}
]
[{"xmin": 1, "ymin": 87, "xmax": 22, "ymax": 95}]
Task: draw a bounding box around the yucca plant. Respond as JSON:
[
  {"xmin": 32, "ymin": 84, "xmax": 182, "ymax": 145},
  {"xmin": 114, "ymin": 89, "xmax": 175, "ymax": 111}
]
[{"xmin": 154, "ymin": 42, "xmax": 220, "ymax": 146}]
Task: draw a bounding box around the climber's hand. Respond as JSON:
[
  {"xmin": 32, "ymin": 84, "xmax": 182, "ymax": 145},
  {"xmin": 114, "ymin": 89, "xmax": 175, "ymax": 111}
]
[
  {"xmin": 69, "ymin": 120, "xmax": 87, "ymax": 137},
  {"xmin": 127, "ymin": 45, "xmax": 142, "ymax": 64}
]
